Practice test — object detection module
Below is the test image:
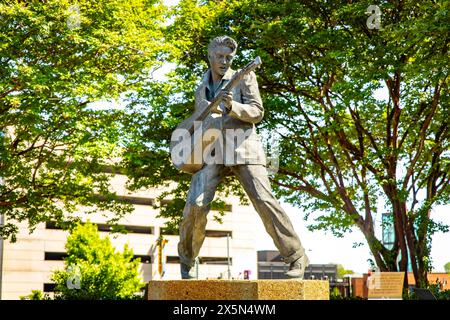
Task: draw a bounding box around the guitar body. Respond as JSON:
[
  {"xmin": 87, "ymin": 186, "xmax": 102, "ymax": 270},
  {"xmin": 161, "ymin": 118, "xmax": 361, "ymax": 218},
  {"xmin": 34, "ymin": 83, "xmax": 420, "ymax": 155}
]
[{"xmin": 170, "ymin": 106, "xmax": 219, "ymax": 174}]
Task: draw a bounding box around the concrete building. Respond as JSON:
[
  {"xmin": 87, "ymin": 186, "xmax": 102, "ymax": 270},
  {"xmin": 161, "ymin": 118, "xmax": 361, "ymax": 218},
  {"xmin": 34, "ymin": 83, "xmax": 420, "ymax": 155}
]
[
  {"xmin": 0, "ymin": 175, "xmax": 259, "ymax": 299},
  {"xmin": 257, "ymin": 250, "xmax": 338, "ymax": 281}
]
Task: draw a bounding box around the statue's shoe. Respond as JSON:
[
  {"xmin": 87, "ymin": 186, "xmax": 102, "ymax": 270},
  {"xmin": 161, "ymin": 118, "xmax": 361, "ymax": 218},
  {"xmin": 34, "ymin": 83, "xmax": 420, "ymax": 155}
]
[
  {"xmin": 180, "ymin": 263, "xmax": 196, "ymax": 279},
  {"xmin": 285, "ymin": 254, "xmax": 310, "ymax": 279}
]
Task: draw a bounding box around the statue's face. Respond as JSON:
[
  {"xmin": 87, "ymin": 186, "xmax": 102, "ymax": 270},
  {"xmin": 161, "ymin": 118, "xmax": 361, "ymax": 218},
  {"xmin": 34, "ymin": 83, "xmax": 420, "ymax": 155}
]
[{"xmin": 208, "ymin": 45, "xmax": 235, "ymax": 78}]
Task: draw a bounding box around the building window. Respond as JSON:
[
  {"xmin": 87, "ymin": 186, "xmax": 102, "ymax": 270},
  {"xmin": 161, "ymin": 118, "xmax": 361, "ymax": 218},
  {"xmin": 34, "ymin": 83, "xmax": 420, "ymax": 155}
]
[
  {"xmin": 160, "ymin": 228, "xmax": 232, "ymax": 238},
  {"xmin": 210, "ymin": 203, "xmax": 232, "ymax": 212},
  {"xmin": 160, "ymin": 227, "xmax": 178, "ymax": 236},
  {"xmin": 46, "ymin": 221, "xmax": 153, "ymax": 235},
  {"xmin": 134, "ymin": 255, "xmax": 152, "ymax": 264},
  {"xmin": 160, "ymin": 199, "xmax": 232, "ymax": 212},
  {"xmin": 205, "ymin": 230, "xmax": 232, "ymax": 238},
  {"xmin": 166, "ymin": 256, "xmax": 231, "ymax": 265},
  {"xmin": 96, "ymin": 224, "xmax": 153, "ymax": 235},
  {"xmin": 43, "ymin": 283, "xmax": 56, "ymax": 292},
  {"xmin": 44, "ymin": 252, "xmax": 67, "ymax": 260},
  {"xmin": 95, "ymin": 194, "xmax": 155, "ymax": 206},
  {"xmin": 166, "ymin": 256, "xmax": 180, "ymax": 264},
  {"xmin": 45, "ymin": 221, "xmax": 62, "ymax": 230},
  {"xmin": 199, "ymin": 257, "xmax": 232, "ymax": 265},
  {"xmin": 121, "ymin": 225, "xmax": 153, "ymax": 234},
  {"xmin": 115, "ymin": 196, "xmax": 155, "ymax": 206},
  {"xmin": 45, "ymin": 251, "xmax": 152, "ymax": 263}
]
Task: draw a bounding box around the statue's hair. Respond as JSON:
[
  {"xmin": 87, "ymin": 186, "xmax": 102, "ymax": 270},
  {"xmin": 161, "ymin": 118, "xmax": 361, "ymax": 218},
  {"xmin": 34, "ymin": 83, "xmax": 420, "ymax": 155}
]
[{"xmin": 207, "ymin": 36, "xmax": 238, "ymax": 55}]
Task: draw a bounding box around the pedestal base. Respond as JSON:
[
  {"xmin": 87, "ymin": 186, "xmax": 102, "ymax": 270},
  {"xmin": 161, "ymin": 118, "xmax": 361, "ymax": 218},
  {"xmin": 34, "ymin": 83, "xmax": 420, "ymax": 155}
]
[{"xmin": 146, "ymin": 279, "xmax": 329, "ymax": 300}]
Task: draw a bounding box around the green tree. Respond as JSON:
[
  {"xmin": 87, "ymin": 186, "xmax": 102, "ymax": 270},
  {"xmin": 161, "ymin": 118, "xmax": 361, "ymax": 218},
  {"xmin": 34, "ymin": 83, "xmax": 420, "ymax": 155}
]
[
  {"xmin": 0, "ymin": 0, "xmax": 167, "ymax": 240},
  {"xmin": 20, "ymin": 289, "xmax": 51, "ymax": 300},
  {"xmin": 336, "ymin": 264, "xmax": 355, "ymax": 279},
  {"xmin": 51, "ymin": 221, "xmax": 144, "ymax": 300},
  {"xmin": 124, "ymin": 0, "xmax": 449, "ymax": 289},
  {"xmin": 445, "ymin": 262, "xmax": 450, "ymax": 274}
]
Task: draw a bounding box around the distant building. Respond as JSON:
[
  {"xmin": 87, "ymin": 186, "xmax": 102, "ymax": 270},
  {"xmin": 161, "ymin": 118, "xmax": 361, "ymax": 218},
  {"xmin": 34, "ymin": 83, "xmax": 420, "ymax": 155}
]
[
  {"xmin": 381, "ymin": 212, "xmax": 395, "ymax": 248},
  {"xmin": 407, "ymin": 273, "xmax": 450, "ymax": 291},
  {"xmin": 257, "ymin": 250, "xmax": 338, "ymax": 282},
  {"xmin": 381, "ymin": 212, "xmax": 413, "ymax": 272},
  {"xmin": 0, "ymin": 174, "xmax": 259, "ymax": 299}
]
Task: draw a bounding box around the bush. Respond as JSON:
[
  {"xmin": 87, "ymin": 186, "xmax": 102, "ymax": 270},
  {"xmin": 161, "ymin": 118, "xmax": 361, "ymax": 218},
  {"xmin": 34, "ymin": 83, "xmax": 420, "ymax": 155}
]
[
  {"xmin": 428, "ymin": 284, "xmax": 450, "ymax": 300},
  {"xmin": 50, "ymin": 221, "xmax": 145, "ymax": 300},
  {"xmin": 403, "ymin": 284, "xmax": 450, "ymax": 300},
  {"xmin": 20, "ymin": 290, "xmax": 51, "ymax": 300}
]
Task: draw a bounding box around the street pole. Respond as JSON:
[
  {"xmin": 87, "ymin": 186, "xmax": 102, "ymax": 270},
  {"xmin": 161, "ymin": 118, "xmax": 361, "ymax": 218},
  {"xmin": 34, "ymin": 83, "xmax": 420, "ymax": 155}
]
[
  {"xmin": 227, "ymin": 233, "xmax": 231, "ymax": 280},
  {"xmin": 0, "ymin": 134, "xmax": 4, "ymax": 299},
  {"xmin": 0, "ymin": 212, "xmax": 4, "ymax": 300},
  {"xmin": 195, "ymin": 258, "xmax": 199, "ymax": 279},
  {"xmin": 0, "ymin": 175, "xmax": 4, "ymax": 299}
]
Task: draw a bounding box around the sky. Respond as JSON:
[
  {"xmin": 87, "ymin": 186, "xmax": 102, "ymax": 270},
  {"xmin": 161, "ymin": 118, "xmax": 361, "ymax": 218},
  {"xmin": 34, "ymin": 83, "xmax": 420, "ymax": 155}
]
[{"xmin": 252, "ymin": 202, "xmax": 449, "ymax": 274}]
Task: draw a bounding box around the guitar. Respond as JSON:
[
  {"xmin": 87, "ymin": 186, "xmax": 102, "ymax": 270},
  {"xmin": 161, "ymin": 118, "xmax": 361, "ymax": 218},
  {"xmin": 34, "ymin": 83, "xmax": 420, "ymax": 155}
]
[{"xmin": 170, "ymin": 56, "xmax": 262, "ymax": 174}]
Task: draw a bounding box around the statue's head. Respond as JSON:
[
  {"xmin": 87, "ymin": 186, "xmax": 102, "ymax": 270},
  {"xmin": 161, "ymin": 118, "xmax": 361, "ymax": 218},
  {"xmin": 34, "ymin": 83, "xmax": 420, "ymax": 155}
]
[{"xmin": 207, "ymin": 36, "xmax": 237, "ymax": 78}]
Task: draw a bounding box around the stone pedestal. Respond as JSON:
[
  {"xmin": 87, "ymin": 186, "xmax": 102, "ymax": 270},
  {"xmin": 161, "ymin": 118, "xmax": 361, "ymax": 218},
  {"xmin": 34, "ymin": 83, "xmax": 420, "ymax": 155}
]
[{"xmin": 146, "ymin": 279, "xmax": 329, "ymax": 300}]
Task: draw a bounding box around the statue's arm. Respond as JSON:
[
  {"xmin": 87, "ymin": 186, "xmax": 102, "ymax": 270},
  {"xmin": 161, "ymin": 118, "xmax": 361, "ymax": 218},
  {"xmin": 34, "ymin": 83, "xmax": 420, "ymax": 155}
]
[
  {"xmin": 227, "ymin": 71, "xmax": 264, "ymax": 124},
  {"xmin": 194, "ymin": 71, "xmax": 213, "ymax": 112},
  {"xmin": 194, "ymin": 83, "xmax": 208, "ymax": 111}
]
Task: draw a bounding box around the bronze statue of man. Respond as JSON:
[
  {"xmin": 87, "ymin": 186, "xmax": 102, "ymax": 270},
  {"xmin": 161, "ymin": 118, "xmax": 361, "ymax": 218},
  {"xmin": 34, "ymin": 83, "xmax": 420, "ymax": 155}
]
[{"xmin": 177, "ymin": 36, "xmax": 309, "ymax": 279}]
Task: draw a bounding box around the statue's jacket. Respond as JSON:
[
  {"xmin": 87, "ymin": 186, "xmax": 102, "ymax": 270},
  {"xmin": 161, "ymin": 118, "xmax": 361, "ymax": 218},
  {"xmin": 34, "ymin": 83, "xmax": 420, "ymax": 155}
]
[{"xmin": 195, "ymin": 68, "xmax": 267, "ymax": 166}]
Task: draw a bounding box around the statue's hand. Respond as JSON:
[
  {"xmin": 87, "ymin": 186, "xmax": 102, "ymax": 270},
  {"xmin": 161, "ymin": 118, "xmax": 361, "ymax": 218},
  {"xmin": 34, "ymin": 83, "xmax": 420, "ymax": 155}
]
[
  {"xmin": 219, "ymin": 90, "xmax": 233, "ymax": 112},
  {"xmin": 210, "ymin": 105, "xmax": 223, "ymax": 114}
]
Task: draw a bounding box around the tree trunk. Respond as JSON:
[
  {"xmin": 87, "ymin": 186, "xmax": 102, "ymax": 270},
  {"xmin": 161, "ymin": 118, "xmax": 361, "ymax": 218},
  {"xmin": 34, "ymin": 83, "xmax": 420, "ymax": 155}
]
[
  {"xmin": 359, "ymin": 224, "xmax": 399, "ymax": 272},
  {"xmin": 390, "ymin": 192, "xmax": 410, "ymax": 288},
  {"xmin": 415, "ymin": 207, "xmax": 433, "ymax": 288}
]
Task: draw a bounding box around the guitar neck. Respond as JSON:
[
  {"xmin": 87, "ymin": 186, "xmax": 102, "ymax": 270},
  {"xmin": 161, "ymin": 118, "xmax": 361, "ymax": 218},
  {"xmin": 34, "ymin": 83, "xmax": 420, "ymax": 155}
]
[{"xmin": 195, "ymin": 57, "xmax": 262, "ymax": 124}]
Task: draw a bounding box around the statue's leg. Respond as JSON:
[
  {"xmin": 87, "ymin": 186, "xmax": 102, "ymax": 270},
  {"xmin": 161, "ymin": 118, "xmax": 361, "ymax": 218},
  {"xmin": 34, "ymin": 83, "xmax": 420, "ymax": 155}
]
[
  {"xmin": 178, "ymin": 164, "xmax": 226, "ymax": 277},
  {"xmin": 231, "ymin": 164, "xmax": 306, "ymax": 264}
]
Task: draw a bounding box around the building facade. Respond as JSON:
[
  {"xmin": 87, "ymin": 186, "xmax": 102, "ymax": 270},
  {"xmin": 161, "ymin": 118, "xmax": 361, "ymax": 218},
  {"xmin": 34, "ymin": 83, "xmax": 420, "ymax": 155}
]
[{"xmin": 0, "ymin": 175, "xmax": 259, "ymax": 299}]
